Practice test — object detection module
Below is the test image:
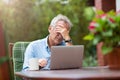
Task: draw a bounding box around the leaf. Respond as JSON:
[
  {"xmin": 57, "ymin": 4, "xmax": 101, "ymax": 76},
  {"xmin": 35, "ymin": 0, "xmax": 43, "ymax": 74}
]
[
  {"xmin": 93, "ymin": 35, "xmax": 101, "ymax": 45},
  {"xmin": 96, "ymin": 10, "xmax": 104, "ymax": 15},
  {"xmin": 101, "ymin": 46, "xmax": 113, "ymax": 55},
  {"xmin": 83, "ymin": 34, "xmax": 94, "ymax": 40},
  {"xmin": 0, "ymin": 57, "xmax": 9, "ymax": 64},
  {"xmin": 102, "ymin": 30, "xmax": 113, "ymax": 37}
]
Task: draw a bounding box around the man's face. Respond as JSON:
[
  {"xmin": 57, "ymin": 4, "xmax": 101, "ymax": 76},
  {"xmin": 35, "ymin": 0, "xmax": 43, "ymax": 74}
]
[{"xmin": 49, "ymin": 20, "xmax": 69, "ymax": 45}]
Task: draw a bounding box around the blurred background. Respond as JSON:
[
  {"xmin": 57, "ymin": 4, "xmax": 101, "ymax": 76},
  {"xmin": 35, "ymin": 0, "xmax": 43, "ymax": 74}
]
[
  {"xmin": 0, "ymin": 0, "xmax": 96, "ymax": 66},
  {"xmin": 0, "ymin": 0, "xmax": 119, "ymax": 80}
]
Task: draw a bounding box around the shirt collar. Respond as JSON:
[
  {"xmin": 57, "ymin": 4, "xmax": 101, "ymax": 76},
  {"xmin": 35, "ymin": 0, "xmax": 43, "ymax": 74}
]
[
  {"xmin": 45, "ymin": 36, "xmax": 49, "ymax": 49},
  {"xmin": 45, "ymin": 35, "xmax": 66, "ymax": 49}
]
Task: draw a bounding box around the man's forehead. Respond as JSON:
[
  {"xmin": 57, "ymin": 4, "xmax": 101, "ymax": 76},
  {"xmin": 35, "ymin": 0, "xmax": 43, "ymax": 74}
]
[{"xmin": 56, "ymin": 21, "xmax": 69, "ymax": 28}]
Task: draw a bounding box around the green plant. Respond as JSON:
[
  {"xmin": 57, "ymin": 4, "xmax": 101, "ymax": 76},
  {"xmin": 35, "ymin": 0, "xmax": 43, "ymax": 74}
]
[
  {"xmin": 84, "ymin": 10, "xmax": 120, "ymax": 55},
  {"xmin": 0, "ymin": 57, "xmax": 9, "ymax": 64}
]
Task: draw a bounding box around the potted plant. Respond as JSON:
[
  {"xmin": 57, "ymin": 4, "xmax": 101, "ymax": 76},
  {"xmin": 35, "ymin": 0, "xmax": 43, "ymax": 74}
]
[{"xmin": 83, "ymin": 10, "xmax": 120, "ymax": 69}]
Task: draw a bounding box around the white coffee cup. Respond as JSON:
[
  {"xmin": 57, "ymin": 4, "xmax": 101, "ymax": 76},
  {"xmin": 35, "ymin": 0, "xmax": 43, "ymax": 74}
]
[{"xmin": 29, "ymin": 58, "xmax": 39, "ymax": 70}]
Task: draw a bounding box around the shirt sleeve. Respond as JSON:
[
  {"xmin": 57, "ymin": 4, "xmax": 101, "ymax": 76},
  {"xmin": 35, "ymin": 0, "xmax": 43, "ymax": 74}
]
[{"xmin": 22, "ymin": 43, "xmax": 34, "ymax": 71}]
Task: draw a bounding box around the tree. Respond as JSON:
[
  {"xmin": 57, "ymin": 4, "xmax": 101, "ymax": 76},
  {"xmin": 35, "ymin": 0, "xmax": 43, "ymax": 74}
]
[{"xmin": 1, "ymin": 0, "xmax": 89, "ymax": 44}]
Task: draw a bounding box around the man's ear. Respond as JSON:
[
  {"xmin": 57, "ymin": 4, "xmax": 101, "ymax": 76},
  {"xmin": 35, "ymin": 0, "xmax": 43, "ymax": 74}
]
[{"xmin": 48, "ymin": 26, "xmax": 52, "ymax": 33}]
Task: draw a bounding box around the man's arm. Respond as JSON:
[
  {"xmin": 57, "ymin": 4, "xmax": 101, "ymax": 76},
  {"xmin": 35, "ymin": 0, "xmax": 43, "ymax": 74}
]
[{"xmin": 22, "ymin": 44, "xmax": 34, "ymax": 71}]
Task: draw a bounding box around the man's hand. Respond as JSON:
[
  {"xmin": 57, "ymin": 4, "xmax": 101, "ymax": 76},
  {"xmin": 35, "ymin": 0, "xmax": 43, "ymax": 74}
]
[
  {"xmin": 38, "ymin": 58, "xmax": 47, "ymax": 67},
  {"xmin": 55, "ymin": 26, "xmax": 70, "ymax": 40}
]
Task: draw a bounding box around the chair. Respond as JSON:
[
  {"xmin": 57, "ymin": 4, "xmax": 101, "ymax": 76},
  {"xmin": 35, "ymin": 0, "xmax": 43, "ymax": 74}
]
[{"xmin": 9, "ymin": 42, "xmax": 30, "ymax": 80}]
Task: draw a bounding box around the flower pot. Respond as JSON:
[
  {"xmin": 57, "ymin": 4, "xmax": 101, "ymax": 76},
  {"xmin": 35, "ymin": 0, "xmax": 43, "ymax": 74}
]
[{"xmin": 105, "ymin": 47, "xmax": 120, "ymax": 70}]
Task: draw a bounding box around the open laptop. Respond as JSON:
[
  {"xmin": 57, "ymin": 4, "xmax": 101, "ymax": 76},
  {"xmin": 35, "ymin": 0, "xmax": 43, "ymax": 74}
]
[{"xmin": 50, "ymin": 45, "xmax": 84, "ymax": 70}]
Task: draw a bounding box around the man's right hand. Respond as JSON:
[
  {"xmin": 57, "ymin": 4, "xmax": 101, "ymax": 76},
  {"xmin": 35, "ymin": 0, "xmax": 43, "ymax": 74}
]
[{"xmin": 38, "ymin": 58, "xmax": 47, "ymax": 67}]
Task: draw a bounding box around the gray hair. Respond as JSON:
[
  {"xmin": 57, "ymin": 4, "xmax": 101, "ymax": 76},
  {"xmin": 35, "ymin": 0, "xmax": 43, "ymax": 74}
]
[{"xmin": 50, "ymin": 14, "xmax": 73, "ymax": 29}]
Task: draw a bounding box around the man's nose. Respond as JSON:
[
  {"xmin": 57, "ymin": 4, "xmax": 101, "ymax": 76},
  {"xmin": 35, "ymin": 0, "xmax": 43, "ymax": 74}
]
[{"xmin": 56, "ymin": 32, "xmax": 60, "ymax": 35}]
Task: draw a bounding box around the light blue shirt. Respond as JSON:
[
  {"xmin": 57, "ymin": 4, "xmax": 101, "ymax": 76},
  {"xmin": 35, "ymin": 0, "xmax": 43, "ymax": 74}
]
[{"xmin": 22, "ymin": 36, "xmax": 65, "ymax": 71}]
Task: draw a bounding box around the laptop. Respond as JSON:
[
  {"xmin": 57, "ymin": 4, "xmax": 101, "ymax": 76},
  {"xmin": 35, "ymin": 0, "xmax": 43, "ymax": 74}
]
[{"xmin": 50, "ymin": 45, "xmax": 84, "ymax": 70}]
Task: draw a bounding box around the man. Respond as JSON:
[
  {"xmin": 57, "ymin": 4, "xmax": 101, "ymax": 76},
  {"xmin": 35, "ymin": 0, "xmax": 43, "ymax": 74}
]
[{"xmin": 23, "ymin": 14, "xmax": 73, "ymax": 70}]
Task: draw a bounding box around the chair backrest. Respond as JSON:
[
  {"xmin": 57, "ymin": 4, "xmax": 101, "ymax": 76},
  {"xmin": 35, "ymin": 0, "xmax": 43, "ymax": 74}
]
[
  {"xmin": 13, "ymin": 42, "xmax": 30, "ymax": 72},
  {"xmin": 10, "ymin": 41, "xmax": 30, "ymax": 80}
]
